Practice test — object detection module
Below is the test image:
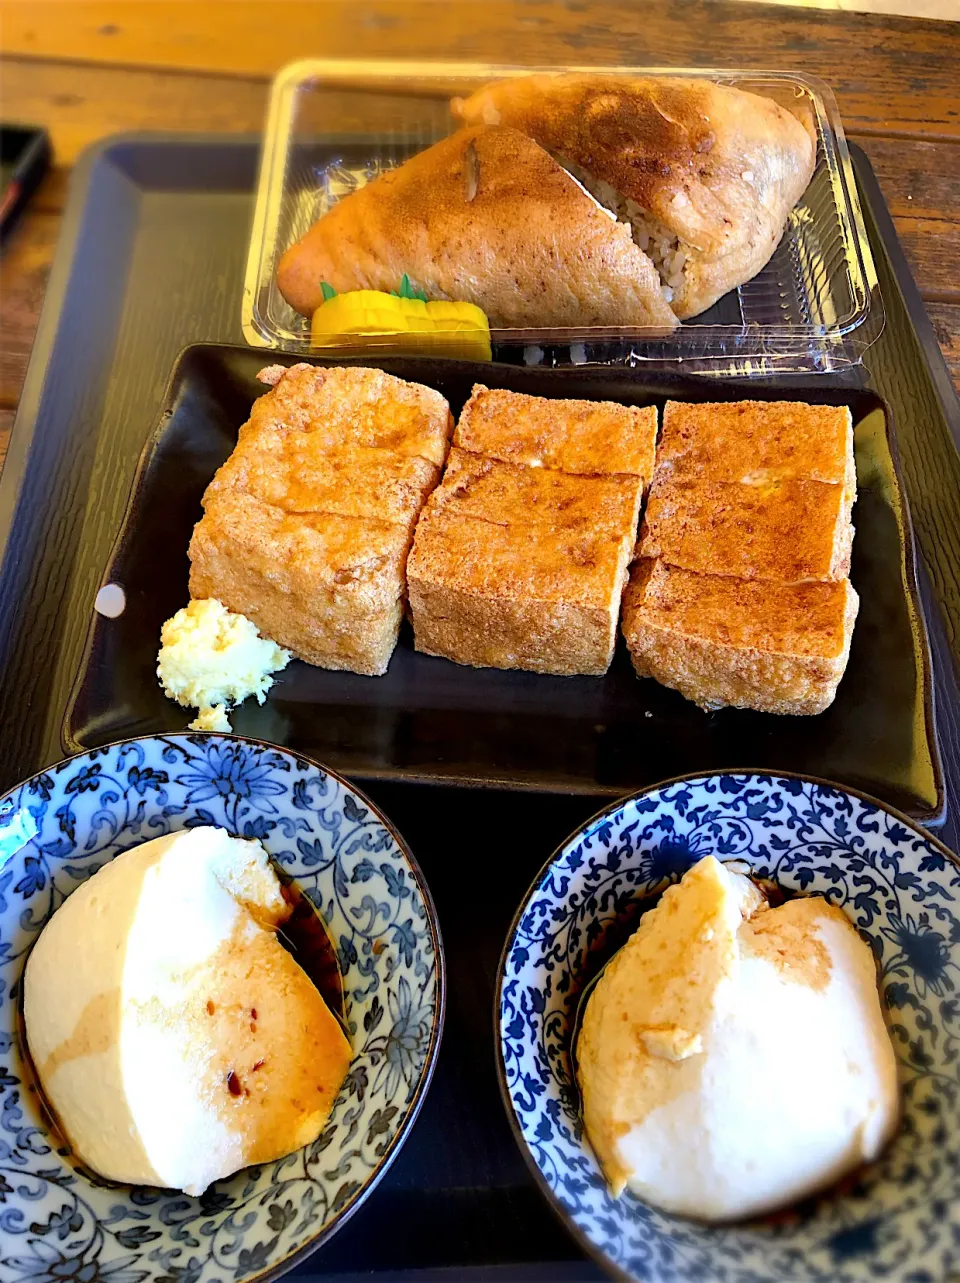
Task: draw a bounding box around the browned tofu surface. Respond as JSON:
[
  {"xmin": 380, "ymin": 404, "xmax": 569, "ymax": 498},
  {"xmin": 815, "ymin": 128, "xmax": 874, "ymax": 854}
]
[
  {"xmin": 625, "ymin": 559, "xmax": 855, "ymax": 658},
  {"xmin": 639, "ymin": 479, "xmax": 852, "ymax": 582},
  {"xmin": 407, "ymin": 507, "xmax": 633, "ymax": 675},
  {"xmin": 656, "ymin": 400, "xmax": 856, "ymax": 500},
  {"xmin": 207, "ymin": 443, "xmax": 439, "ymax": 533},
  {"xmin": 631, "ymin": 399, "xmax": 859, "ymax": 710},
  {"xmin": 429, "ymin": 447, "xmax": 643, "ymax": 537},
  {"xmin": 454, "ymin": 385, "xmax": 658, "ymax": 480},
  {"xmin": 410, "ymin": 507, "xmax": 631, "ymax": 607},
  {"xmin": 622, "ymin": 559, "xmax": 859, "ymax": 715},
  {"xmin": 408, "ymin": 387, "xmax": 650, "ymax": 677},
  {"xmin": 243, "ymin": 364, "xmax": 453, "ymax": 465}
]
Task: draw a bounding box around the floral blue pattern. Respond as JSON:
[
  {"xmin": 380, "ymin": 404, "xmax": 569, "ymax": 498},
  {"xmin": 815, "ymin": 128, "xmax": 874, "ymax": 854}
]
[
  {"xmin": 497, "ymin": 773, "xmax": 960, "ymax": 1283},
  {"xmin": 0, "ymin": 735, "xmax": 443, "ymax": 1283}
]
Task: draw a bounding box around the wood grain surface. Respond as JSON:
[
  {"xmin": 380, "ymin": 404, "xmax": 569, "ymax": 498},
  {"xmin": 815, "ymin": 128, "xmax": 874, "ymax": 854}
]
[
  {"xmin": 1, "ymin": 0, "xmax": 959, "ymax": 480},
  {"xmin": 0, "ymin": 411, "xmax": 11, "ymax": 471},
  {"xmin": 4, "ymin": 0, "xmax": 959, "ymax": 138}
]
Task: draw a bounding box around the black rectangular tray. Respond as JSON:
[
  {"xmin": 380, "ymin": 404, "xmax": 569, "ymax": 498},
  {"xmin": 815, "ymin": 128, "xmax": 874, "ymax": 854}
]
[
  {"xmin": 64, "ymin": 344, "xmax": 943, "ymax": 821},
  {"xmin": 1, "ymin": 134, "xmax": 960, "ymax": 1281}
]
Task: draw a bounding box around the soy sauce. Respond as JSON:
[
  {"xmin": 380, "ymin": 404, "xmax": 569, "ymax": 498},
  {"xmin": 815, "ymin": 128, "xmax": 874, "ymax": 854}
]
[
  {"xmin": 272, "ymin": 865, "xmax": 347, "ymax": 1030},
  {"xmin": 15, "ymin": 995, "xmax": 101, "ymax": 1180}
]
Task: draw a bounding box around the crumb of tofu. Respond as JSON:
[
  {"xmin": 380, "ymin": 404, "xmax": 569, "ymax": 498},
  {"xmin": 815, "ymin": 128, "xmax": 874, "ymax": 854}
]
[{"xmin": 188, "ymin": 703, "xmax": 233, "ymax": 733}]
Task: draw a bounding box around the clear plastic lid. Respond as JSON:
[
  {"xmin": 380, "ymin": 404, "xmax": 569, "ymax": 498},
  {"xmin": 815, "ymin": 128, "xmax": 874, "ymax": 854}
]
[{"xmin": 243, "ymin": 61, "xmax": 881, "ymax": 375}]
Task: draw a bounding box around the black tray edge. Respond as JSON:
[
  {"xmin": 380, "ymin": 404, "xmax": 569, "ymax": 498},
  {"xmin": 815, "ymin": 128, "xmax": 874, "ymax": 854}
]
[
  {"xmin": 849, "ymin": 142, "xmax": 960, "ymax": 457},
  {"xmin": 0, "ymin": 138, "xmax": 103, "ymax": 569},
  {"xmin": 0, "ymin": 131, "xmax": 262, "ymax": 577}
]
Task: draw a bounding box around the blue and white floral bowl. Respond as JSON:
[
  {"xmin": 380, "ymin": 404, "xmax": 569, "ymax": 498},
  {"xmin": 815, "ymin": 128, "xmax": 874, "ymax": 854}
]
[
  {"xmin": 497, "ymin": 772, "xmax": 960, "ymax": 1283},
  {"xmin": 0, "ymin": 735, "xmax": 444, "ymax": 1283}
]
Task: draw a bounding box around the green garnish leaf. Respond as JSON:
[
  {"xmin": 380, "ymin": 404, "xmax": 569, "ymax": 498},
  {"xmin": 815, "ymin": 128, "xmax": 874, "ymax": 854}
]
[
  {"xmin": 320, "ymin": 281, "xmax": 337, "ymax": 301},
  {"xmin": 394, "ymin": 273, "xmax": 428, "ymax": 302}
]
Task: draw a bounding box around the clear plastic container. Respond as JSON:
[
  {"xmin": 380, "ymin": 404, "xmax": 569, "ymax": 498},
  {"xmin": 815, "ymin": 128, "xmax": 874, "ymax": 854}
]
[{"xmin": 243, "ymin": 60, "xmax": 881, "ymax": 375}]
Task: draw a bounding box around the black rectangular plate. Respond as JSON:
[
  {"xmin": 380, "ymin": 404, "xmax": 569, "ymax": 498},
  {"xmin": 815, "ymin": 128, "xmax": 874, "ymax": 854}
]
[{"xmin": 64, "ymin": 344, "xmax": 942, "ymax": 820}]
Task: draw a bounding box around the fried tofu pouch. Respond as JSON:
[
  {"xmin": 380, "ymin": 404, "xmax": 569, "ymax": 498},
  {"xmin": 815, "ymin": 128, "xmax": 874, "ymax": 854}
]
[
  {"xmin": 276, "ymin": 126, "xmax": 678, "ymax": 332},
  {"xmin": 622, "ymin": 560, "xmax": 859, "ymax": 715},
  {"xmin": 454, "ymin": 74, "xmax": 816, "ymax": 319}
]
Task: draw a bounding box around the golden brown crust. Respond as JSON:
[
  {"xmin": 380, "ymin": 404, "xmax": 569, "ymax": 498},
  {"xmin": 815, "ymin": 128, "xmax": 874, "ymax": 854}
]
[
  {"xmin": 244, "ymin": 364, "xmax": 453, "ymax": 466},
  {"xmin": 454, "ymin": 74, "xmax": 816, "ymax": 319},
  {"xmin": 455, "ymin": 385, "xmax": 658, "ymax": 481},
  {"xmin": 432, "ymin": 447, "xmax": 644, "ymax": 537},
  {"xmin": 657, "ymin": 401, "xmax": 856, "ymax": 505},
  {"xmin": 276, "ymin": 126, "xmax": 679, "ymax": 330},
  {"xmin": 188, "ymin": 365, "xmax": 453, "ymax": 676},
  {"xmin": 409, "ymin": 576, "xmax": 618, "ymax": 677},
  {"xmin": 639, "ymin": 479, "xmax": 852, "ymax": 582},
  {"xmin": 407, "ymin": 485, "xmax": 636, "ymax": 676},
  {"xmin": 624, "ymin": 559, "xmax": 854, "ymax": 657},
  {"xmin": 621, "ymin": 559, "xmax": 859, "ymax": 714},
  {"xmin": 208, "ymin": 445, "xmax": 439, "ymax": 534},
  {"xmin": 409, "ymin": 507, "xmax": 632, "ymax": 609}
]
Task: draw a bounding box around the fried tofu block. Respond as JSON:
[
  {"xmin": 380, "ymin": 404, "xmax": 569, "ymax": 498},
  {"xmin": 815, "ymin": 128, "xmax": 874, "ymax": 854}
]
[
  {"xmin": 430, "ymin": 448, "xmax": 644, "ymax": 537},
  {"xmin": 656, "ymin": 400, "xmax": 856, "ymax": 503},
  {"xmin": 189, "ymin": 364, "xmax": 453, "ymax": 675},
  {"xmin": 190, "ymin": 492, "xmax": 411, "ymax": 676},
  {"xmin": 622, "ymin": 559, "xmax": 859, "ymax": 715},
  {"xmin": 409, "ymin": 390, "xmax": 648, "ymax": 675},
  {"xmin": 248, "ymin": 363, "xmax": 452, "ymax": 465},
  {"xmin": 408, "ymin": 500, "xmax": 636, "ymax": 676},
  {"xmin": 639, "ymin": 479, "xmax": 852, "ymax": 583},
  {"xmin": 455, "ymin": 385, "xmax": 658, "ymax": 480}
]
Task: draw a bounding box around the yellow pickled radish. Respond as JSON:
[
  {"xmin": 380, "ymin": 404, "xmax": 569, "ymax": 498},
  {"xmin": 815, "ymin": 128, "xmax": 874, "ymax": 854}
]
[{"xmin": 310, "ymin": 280, "xmax": 491, "ymax": 360}]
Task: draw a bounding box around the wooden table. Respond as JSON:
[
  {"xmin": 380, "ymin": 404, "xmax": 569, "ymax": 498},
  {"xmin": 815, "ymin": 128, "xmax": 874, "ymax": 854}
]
[{"xmin": 1, "ymin": 0, "xmax": 959, "ymax": 480}]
